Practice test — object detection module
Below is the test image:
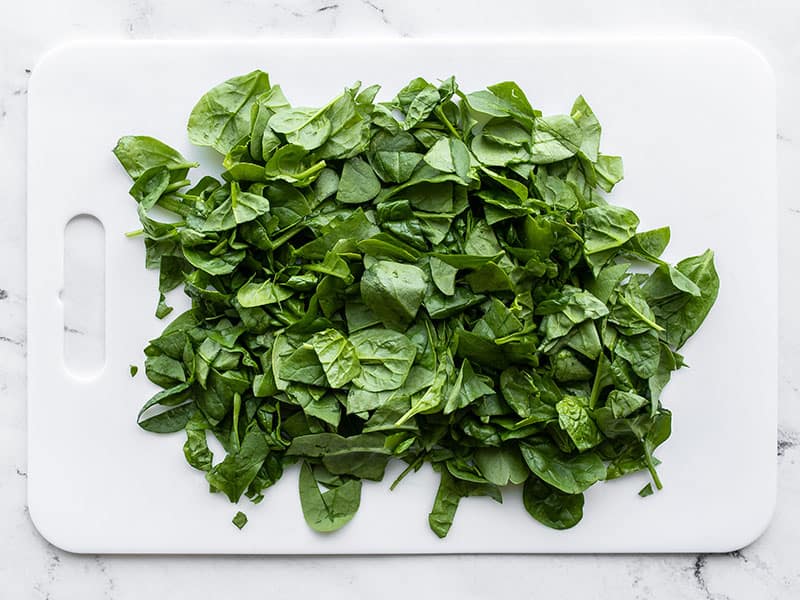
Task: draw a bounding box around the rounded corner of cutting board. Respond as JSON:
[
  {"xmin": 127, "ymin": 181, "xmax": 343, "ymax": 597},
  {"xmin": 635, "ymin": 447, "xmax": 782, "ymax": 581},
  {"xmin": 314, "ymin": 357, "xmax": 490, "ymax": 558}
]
[
  {"xmin": 715, "ymin": 36, "xmax": 776, "ymax": 85},
  {"xmin": 716, "ymin": 488, "xmax": 777, "ymax": 553},
  {"xmin": 29, "ymin": 42, "xmax": 93, "ymax": 94},
  {"xmin": 27, "ymin": 494, "xmax": 89, "ymax": 555}
]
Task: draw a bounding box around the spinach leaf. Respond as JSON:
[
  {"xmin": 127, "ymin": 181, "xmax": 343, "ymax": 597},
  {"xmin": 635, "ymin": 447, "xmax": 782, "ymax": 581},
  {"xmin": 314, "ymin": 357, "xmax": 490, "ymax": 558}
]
[
  {"xmin": 648, "ymin": 250, "xmax": 720, "ymax": 348},
  {"xmin": 236, "ymin": 280, "xmax": 292, "ymax": 307},
  {"xmin": 206, "ymin": 427, "xmax": 270, "ymax": 502},
  {"xmin": 268, "ymin": 106, "xmax": 332, "ymax": 151},
  {"xmin": 288, "ymin": 433, "xmax": 391, "ymax": 481},
  {"xmin": 298, "ymin": 462, "xmax": 362, "ymax": 533},
  {"xmin": 361, "ymin": 260, "xmax": 427, "ymax": 330},
  {"xmin": 113, "ymin": 136, "xmax": 197, "ymax": 181},
  {"xmin": 464, "ymin": 81, "xmax": 536, "ymax": 127},
  {"xmin": 520, "ymin": 441, "xmax": 606, "ymax": 494},
  {"xmin": 336, "ymin": 157, "xmax": 382, "ymax": 204},
  {"xmin": 349, "ymin": 329, "xmax": 416, "ymax": 392},
  {"xmin": 474, "ymin": 447, "xmax": 529, "ymax": 486},
  {"xmin": 583, "ymin": 205, "xmax": 640, "ymax": 255},
  {"xmin": 428, "ymin": 468, "xmax": 502, "ymax": 538},
  {"xmin": 308, "ymin": 328, "xmax": 361, "ymax": 388},
  {"xmin": 183, "ymin": 411, "xmax": 213, "ymax": 471},
  {"xmin": 232, "ymin": 511, "xmax": 248, "ymax": 529},
  {"xmin": 523, "ymin": 477, "xmax": 584, "ymax": 529},
  {"xmin": 188, "ymin": 70, "xmax": 271, "ymax": 154},
  {"xmin": 570, "ymin": 95, "xmax": 601, "ymax": 162},
  {"xmin": 530, "ymin": 115, "xmax": 583, "ymax": 164},
  {"xmin": 556, "ymin": 396, "xmax": 603, "ymax": 451},
  {"xmin": 423, "ymin": 137, "xmax": 471, "ymax": 182}
]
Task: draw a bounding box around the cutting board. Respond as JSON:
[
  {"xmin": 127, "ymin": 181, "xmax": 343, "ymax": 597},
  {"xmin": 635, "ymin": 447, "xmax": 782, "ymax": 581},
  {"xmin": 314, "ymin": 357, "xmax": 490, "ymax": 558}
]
[{"xmin": 27, "ymin": 38, "xmax": 777, "ymax": 554}]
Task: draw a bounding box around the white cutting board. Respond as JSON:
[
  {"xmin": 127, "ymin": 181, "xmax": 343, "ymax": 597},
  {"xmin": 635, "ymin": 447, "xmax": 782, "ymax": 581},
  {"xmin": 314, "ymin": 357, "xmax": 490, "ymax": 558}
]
[{"xmin": 27, "ymin": 38, "xmax": 777, "ymax": 554}]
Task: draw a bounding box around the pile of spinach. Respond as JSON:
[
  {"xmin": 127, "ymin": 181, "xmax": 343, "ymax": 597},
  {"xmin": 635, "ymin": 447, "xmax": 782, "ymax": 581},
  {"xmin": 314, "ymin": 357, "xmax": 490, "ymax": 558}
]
[{"xmin": 114, "ymin": 71, "xmax": 718, "ymax": 536}]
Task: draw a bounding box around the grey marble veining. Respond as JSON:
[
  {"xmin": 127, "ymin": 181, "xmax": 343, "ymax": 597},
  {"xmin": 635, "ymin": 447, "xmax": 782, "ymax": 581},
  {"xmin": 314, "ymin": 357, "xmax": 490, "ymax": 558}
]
[{"xmin": 2, "ymin": 1, "xmax": 799, "ymax": 598}]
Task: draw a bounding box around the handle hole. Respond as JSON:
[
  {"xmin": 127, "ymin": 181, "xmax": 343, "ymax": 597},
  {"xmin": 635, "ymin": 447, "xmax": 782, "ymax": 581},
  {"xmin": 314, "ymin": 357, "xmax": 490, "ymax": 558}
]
[{"xmin": 63, "ymin": 214, "xmax": 105, "ymax": 377}]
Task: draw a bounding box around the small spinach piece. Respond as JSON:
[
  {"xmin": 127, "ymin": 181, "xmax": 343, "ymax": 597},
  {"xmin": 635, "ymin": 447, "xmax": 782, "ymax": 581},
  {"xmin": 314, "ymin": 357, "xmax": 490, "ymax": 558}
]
[{"xmin": 232, "ymin": 511, "xmax": 248, "ymax": 529}]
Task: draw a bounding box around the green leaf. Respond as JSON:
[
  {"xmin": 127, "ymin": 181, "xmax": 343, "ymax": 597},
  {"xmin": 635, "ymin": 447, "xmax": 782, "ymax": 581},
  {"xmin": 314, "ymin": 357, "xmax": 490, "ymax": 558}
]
[
  {"xmin": 264, "ymin": 144, "xmax": 326, "ymax": 185},
  {"xmin": 279, "ymin": 346, "xmax": 328, "ymax": 387},
  {"xmin": 520, "ymin": 441, "xmax": 606, "ymax": 494},
  {"xmin": 371, "ymin": 150, "xmax": 422, "ymax": 183},
  {"xmin": 269, "ymin": 106, "xmax": 332, "ymax": 151},
  {"xmin": 308, "ymin": 328, "xmax": 361, "ymax": 388},
  {"xmin": 206, "ymin": 427, "xmax": 270, "ymax": 502},
  {"xmin": 465, "ymin": 81, "xmax": 536, "ymax": 127},
  {"xmin": 286, "ymin": 384, "xmax": 341, "ymax": 427},
  {"xmin": 183, "ymin": 411, "xmax": 213, "ymax": 471},
  {"xmin": 523, "ymin": 477, "xmax": 584, "ymax": 529},
  {"xmin": 615, "ymin": 332, "xmax": 661, "ymax": 378},
  {"xmin": 583, "ymin": 205, "xmax": 640, "ymax": 255},
  {"xmin": 423, "ymin": 137, "xmax": 471, "ymax": 182},
  {"xmin": 298, "ymin": 462, "xmax": 362, "ymax": 533},
  {"xmin": 129, "ymin": 166, "xmax": 171, "ymax": 210},
  {"xmin": 236, "ymin": 280, "xmax": 293, "ymax": 307},
  {"xmin": 144, "ymin": 354, "xmax": 186, "ymax": 387},
  {"xmin": 349, "ymin": 329, "xmax": 416, "ymax": 392},
  {"xmin": 188, "ymin": 70, "xmax": 271, "ymax": 154},
  {"xmin": 474, "ymin": 447, "xmax": 529, "ymax": 486},
  {"xmin": 429, "ymin": 256, "xmax": 457, "ymax": 296},
  {"xmin": 606, "ymin": 389, "xmax": 649, "ymax": 418},
  {"xmin": 499, "ymin": 367, "xmax": 558, "ymax": 422},
  {"xmin": 595, "ymin": 154, "xmax": 624, "ymax": 192},
  {"xmin": 651, "ymin": 250, "xmax": 720, "ymax": 349},
  {"xmin": 570, "ymin": 95, "xmax": 601, "ymax": 162},
  {"xmin": 182, "ymin": 245, "xmax": 245, "ymax": 276},
  {"xmin": 472, "ymin": 129, "xmax": 530, "ymax": 167},
  {"xmin": 530, "ymin": 115, "xmax": 583, "ymax": 164},
  {"xmin": 288, "ymin": 433, "xmax": 391, "ymax": 481},
  {"xmin": 232, "ymin": 511, "xmax": 248, "ymax": 529},
  {"xmin": 360, "ymin": 260, "xmax": 427, "ymax": 330},
  {"xmin": 555, "ymin": 396, "xmax": 603, "ymax": 451},
  {"xmin": 443, "ymin": 358, "xmax": 494, "ymax": 414},
  {"xmin": 428, "ymin": 468, "xmax": 502, "ymax": 538},
  {"xmin": 113, "ymin": 136, "xmax": 197, "ymax": 181},
  {"xmin": 395, "ymin": 78, "xmax": 441, "ymax": 129},
  {"xmin": 336, "ymin": 157, "xmax": 381, "ymax": 204},
  {"xmin": 138, "ymin": 402, "xmax": 194, "ymax": 433}
]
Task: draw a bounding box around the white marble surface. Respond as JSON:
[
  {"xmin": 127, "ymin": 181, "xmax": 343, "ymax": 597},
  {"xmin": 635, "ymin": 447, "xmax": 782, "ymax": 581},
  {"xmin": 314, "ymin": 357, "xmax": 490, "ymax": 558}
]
[{"xmin": 1, "ymin": 0, "xmax": 798, "ymax": 597}]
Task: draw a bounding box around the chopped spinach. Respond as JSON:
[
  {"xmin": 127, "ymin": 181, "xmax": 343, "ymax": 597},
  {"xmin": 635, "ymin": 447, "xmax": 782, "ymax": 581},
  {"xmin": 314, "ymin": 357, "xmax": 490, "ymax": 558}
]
[
  {"xmin": 116, "ymin": 72, "xmax": 718, "ymax": 537},
  {"xmin": 232, "ymin": 510, "xmax": 248, "ymax": 529}
]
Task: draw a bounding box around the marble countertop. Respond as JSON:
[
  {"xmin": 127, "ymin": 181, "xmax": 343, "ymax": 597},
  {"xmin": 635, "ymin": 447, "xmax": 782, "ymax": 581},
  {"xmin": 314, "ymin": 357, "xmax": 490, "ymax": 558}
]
[{"xmin": 1, "ymin": 1, "xmax": 798, "ymax": 597}]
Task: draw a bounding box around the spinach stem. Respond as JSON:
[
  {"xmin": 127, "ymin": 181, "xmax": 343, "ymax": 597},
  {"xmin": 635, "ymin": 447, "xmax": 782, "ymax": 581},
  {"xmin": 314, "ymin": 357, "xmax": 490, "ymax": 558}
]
[
  {"xmin": 644, "ymin": 449, "xmax": 663, "ymax": 490},
  {"xmin": 164, "ymin": 179, "xmax": 191, "ymax": 193},
  {"xmin": 434, "ymin": 106, "xmax": 462, "ymax": 140},
  {"xmin": 589, "ymin": 362, "xmax": 604, "ymax": 409},
  {"xmin": 390, "ymin": 454, "xmax": 425, "ymax": 491},
  {"xmin": 157, "ymin": 195, "xmax": 193, "ymax": 217}
]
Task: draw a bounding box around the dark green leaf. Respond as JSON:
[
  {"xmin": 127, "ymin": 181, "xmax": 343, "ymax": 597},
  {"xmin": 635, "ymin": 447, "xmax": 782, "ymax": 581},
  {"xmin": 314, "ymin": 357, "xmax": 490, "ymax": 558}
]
[
  {"xmin": 298, "ymin": 462, "xmax": 362, "ymax": 533},
  {"xmin": 520, "ymin": 441, "xmax": 606, "ymax": 494},
  {"xmin": 523, "ymin": 477, "xmax": 584, "ymax": 529}
]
